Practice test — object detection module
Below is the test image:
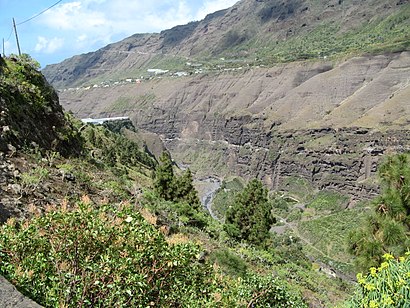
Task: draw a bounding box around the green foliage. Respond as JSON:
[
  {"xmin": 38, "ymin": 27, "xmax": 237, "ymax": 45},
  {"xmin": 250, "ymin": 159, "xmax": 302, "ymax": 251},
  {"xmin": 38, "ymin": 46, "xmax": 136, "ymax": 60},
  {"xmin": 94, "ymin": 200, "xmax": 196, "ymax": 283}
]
[
  {"xmin": 143, "ymin": 189, "xmax": 209, "ymax": 231},
  {"xmin": 102, "ymin": 119, "xmax": 136, "ymax": 134},
  {"xmin": 348, "ymin": 213, "xmax": 410, "ymax": 271},
  {"xmin": 210, "ymin": 248, "xmax": 248, "ymax": 278},
  {"xmin": 254, "ymin": 5, "xmax": 410, "ymax": 64},
  {"xmin": 82, "ymin": 124, "xmax": 156, "ymax": 170},
  {"xmin": 348, "ymin": 154, "xmax": 410, "ymax": 271},
  {"xmin": 212, "ymin": 177, "xmax": 244, "ymax": 220},
  {"xmin": 154, "ymin": 152, "xmax": 201, "ymax": 207},
  {"xmin": 173, "ymin": 169, "xmax": 201, "ymax": 208},
  {"xmin": 0, "ymin": 197, "xmax": 309, "ymax": 307},
  {"xmin": 349, "ymin": 253, "xmax": 410, "ymax": 308},
  {"xmin": 0, "ymin": 55, "xmax": 82, "ymax": 155},
  {"xmin": 154, "ymin": 151, "xmax": 176, "ymax": 200},
  {"xmin": 300, "ymin": 208, "xmax": 367, "ymax": 273},
  {"xmin": 308, "ymin": 190, "xmax": 349, "ymax": 213},
  {"xmin": 377, "ymin": 154, "xmax": 410, "ymax": 224},
  {"xmin": 225, "ymin": 179, "xmax": 273, "ymax": 245},
  {"xmin": 224, "ymin": 273, "xmax": 308, "ymax": 308},
  {"xmin": 20, "ymin": 166, "xmax": 49, "ymax": 191},
  {"xmin": 0, "ymin": 200, "xmax": 216, "ymax": 307}
]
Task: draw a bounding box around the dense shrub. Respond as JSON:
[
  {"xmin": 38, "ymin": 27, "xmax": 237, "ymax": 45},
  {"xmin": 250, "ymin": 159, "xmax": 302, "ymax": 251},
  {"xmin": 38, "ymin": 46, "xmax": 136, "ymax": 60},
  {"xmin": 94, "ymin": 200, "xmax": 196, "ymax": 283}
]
[
  {"xmin": 221, "ymin": 273, "xmax": 308, "ymax": 308},
  {"xmin": 82, "ymin": 124, "xmax": 156, "ymax": 170},
  {"xmin": 0, "ymin": 197, "xmax": 308, "ymax": 307},
  {"xmin": 0, "ymin": 199, "xmax": 215, "ymax": 307}
]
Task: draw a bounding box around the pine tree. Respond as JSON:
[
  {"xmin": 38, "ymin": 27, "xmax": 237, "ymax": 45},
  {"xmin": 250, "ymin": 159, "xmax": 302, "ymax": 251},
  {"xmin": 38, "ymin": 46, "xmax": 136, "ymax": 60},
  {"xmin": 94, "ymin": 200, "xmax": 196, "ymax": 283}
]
[
  {"xmin": 348, "ymin": 154, "xmax": 410, "ymax": 271},
  {"xmin": 154, "ymin": 151, "xmax": 175, "ymax": 201},
  {"xmin": 225, "ymin": 179, "xmax": 273, "ymax": 245},
  {"xmin": 173, "ymin": 169, "xmax": 200, "ymax": 207}
]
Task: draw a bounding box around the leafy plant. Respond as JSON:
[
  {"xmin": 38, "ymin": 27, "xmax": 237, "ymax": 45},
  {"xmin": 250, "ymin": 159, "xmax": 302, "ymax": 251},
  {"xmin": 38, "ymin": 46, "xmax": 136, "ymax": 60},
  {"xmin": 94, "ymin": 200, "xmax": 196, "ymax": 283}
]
[
  {"xmin": 210, "ymin": 248, "xmax": 248, "ymax": 278},
  {"xmin": 0, "ymin": 199, "xmax": 216, "ymax": 307},
  {"xmin": 20, "ymin": 166, "xmax": 49, "ymax": 192},
  {"xmin": 348, "ymin": 154, "xmax": 410, "ymax": 271},
  {"xmin": 349, "ymin": 253, "xmax": 410, "ymax": 308},
  {"xmin": 153, "ymin": 151, "xmax": 202, "ymax": 210}
]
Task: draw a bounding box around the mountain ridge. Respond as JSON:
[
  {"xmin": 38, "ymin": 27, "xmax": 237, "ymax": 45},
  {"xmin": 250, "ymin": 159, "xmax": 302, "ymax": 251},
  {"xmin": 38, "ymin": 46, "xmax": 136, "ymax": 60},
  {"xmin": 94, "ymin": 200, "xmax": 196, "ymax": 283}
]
[{"xmin": 43, "ymin": 0, "xmax": 410, "ymax": 89}]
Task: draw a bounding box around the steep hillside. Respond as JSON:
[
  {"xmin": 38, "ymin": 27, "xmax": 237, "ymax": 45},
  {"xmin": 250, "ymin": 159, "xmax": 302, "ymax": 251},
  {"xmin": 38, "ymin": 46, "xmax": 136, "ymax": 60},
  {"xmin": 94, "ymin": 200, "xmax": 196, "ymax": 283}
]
[
  {"xmin": 59, "ymin": 52, "xmax": 410, "ymax": 130},
  {"xmin": 0, "ymin": 56, "xmax": 81, "ymax": 156},
  {"xmin": 43, "ymin": 0, "xmax": 410, "ymax": 201},
  {"xmin": 43, "ymin": 0, "xmax": 409, "ymax": 88},
  {"xmin": 0, "ymin": 55, "xmax": 361, "ymax": 308}
]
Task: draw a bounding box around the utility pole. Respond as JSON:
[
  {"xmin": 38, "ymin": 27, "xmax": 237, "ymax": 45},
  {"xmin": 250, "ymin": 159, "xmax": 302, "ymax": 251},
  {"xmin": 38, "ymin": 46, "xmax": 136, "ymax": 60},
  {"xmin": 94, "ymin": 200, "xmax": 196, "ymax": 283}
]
[
  {"xmin": 12, "ymin": 18, "xmax": 21, "ymax": 56},
  {"xmin": 1, "ymin": 38, "xmax": 4, "ymax": 58}
]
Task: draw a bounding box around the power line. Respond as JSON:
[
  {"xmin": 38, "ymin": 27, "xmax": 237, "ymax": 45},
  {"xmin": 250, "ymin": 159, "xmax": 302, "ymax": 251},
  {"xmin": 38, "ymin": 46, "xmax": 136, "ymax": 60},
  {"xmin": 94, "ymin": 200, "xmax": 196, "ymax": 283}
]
[
  {"xmin": 17, "ymin": 0, "xmax": 64, "ymax": 25},
  {"xmin": 6, "ymin": 28, "xmax": 13, "ymax": 41}
]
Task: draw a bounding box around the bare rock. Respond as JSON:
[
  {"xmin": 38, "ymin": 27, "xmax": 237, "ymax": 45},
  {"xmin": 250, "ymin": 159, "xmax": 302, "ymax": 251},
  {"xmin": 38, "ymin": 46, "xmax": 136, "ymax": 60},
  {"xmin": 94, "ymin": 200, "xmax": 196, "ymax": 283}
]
[{"xmin": 0, "ymin": 276, "xmax": 43, "ymax": 308}]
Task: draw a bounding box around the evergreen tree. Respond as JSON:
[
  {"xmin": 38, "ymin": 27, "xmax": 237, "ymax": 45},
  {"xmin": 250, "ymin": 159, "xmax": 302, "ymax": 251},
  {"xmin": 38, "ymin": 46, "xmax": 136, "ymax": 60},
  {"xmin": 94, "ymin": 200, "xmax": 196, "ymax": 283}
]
[
  {"xmin": 174, "ymin": 169, "xmax": 201, "ymax": 207},
  {"xmin": 348, "ymin": 154, "xmax": 410, "ymax": 271},
  {"xmin": 154, "ymin": 151, "xmax": 175, "ymax": 201},
  {"xmin": 225, "ymin": 179, "xmax": 273, "ymax": 245}
]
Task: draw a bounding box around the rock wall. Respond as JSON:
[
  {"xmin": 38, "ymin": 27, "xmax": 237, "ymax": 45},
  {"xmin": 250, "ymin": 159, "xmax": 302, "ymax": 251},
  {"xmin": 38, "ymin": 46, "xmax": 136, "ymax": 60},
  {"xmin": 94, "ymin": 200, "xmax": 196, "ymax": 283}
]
[{"xmin": 137, "ymin": 113, "xmax": 410, "ymax": 199}]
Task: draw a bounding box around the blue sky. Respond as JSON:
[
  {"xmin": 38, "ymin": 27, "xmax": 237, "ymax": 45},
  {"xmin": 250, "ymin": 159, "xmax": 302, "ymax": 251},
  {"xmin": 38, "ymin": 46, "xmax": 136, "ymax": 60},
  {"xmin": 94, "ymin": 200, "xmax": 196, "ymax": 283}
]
[{"xmin": 0, "ymin": 0, "xmax": 238, "ymax": 67}]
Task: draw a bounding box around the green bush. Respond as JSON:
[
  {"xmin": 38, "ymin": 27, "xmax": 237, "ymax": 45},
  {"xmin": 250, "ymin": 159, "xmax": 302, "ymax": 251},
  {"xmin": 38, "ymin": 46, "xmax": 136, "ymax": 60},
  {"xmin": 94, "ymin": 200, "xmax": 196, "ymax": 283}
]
[
  {"xmin": 225, "ymin": 179, "xmax": 274, "ymax": 245},
  {"xmin": 222, "ymin": 273, "xmax": 308, "ymax": 308},
  {"xmin": 349, "ymin": 253, "xmax": 410, "ymax": 308},
  {"xmin": 0, "ymin": 200, "xmax": 215, "ymax": 307},
  {"xmin": 210, "ymin": 249, "xmax": 248, "ymax": 278}
]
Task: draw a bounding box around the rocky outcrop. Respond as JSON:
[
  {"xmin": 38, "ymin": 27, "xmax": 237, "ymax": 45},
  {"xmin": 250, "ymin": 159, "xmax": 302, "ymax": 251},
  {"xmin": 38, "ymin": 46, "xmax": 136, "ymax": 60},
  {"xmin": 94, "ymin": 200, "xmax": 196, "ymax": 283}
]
[
  {"xmin": 0, "ymin": 57, "xmax": 82, "ymax": 157},
  {"xmin": 164, "ymin": 126, "xmax": 410, "ymax": 199}
]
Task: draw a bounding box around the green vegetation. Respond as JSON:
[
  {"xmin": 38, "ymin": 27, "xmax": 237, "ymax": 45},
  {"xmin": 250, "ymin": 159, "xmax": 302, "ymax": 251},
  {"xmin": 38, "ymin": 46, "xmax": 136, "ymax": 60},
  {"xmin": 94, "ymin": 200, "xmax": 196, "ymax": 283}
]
[
  {"xmin": 349, "ymin": 253, "xmax": 410, "ymax": 308},
  {"xmin": 151, "ymin": 152, "xmax": 209, "ymax": 229},
  {"xmin": 299, "ymin": 208, "xmax": 367, "ymax": 273},
  {"xmin": 348, "ymin": 154, "xmax": 410, "ymax": 271},
  {"xmin": 212, "ymin": 177, "xmax": 244, "ymax": 220},
  {"xmin": 0, "ymin": 54, "xmax": 82, "ymax": 155},
  {"xmin": 308, "ymin": 190, "xmax": 349, "ymax": 213},
  {"xmin": 225, "ymin": 179, "xmax": 273, "ymax": 245},
  {"xmin": 82, "ymin": 124, "xmax": 156, "ymax": 170},
  {"xmin": 210, "ymin": 248, "xmax": 248, "ymax": 277},
  {"xmin": 20, "ymin": 166, "xmax": 49, "ymax": 189},
  {"xmin": 0, "ymin": 200, "xmax": 216, "ymax": 307},
  {"xmin": 154, "ymin": 151, "xmax": 200, "ymax": 206},
  {"xmin": 0, "ymin": 198, "xmax": 308, "ymax": 307},
  {"xmin": 105, "ymin": 94, "xmax": 156, "ymax": 113},
  {"xmin": 246, "ymin": 5, "xmax": 410, "ymax": 64}
]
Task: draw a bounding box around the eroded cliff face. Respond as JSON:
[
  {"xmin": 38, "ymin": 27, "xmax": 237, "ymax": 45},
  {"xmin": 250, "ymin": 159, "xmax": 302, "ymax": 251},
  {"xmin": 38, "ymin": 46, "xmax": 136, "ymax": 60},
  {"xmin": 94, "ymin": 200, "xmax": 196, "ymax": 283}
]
[
  {"xmin": 164, "ymin": 126, "xmax": 410, "ymax": 200},
  {"xmin": 58, "ymin": 51, "xmax": 410, "ymax": 198}
]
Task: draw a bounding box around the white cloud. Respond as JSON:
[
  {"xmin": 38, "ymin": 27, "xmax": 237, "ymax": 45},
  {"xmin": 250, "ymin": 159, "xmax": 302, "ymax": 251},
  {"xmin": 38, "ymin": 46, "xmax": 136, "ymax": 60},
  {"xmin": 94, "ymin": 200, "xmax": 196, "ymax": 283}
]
[
  {"xmin": 34, "ymin": 36, "xmax": 64, "ymax": 54},
  {"xmin": 77, "ymin": 34, "xmax": 87, "ymax": 42},
  {"xmin": 30, "ymin": 0, "xmax": 238, "ymax": 64},
  {"xmin": 36, "ymin": 0, "xmax": 199, "ymax": 51},
  {"xmin": 41, "ymin": 2, "xmax": 107, "ymax": 31}
]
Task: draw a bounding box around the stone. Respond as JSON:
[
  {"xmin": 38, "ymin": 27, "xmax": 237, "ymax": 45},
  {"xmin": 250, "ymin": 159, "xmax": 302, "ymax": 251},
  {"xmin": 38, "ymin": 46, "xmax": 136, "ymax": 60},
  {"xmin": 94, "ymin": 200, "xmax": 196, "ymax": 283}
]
[{"xmin": 0, "ymin": 276, "xmax": 43, "ymax": 308}]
